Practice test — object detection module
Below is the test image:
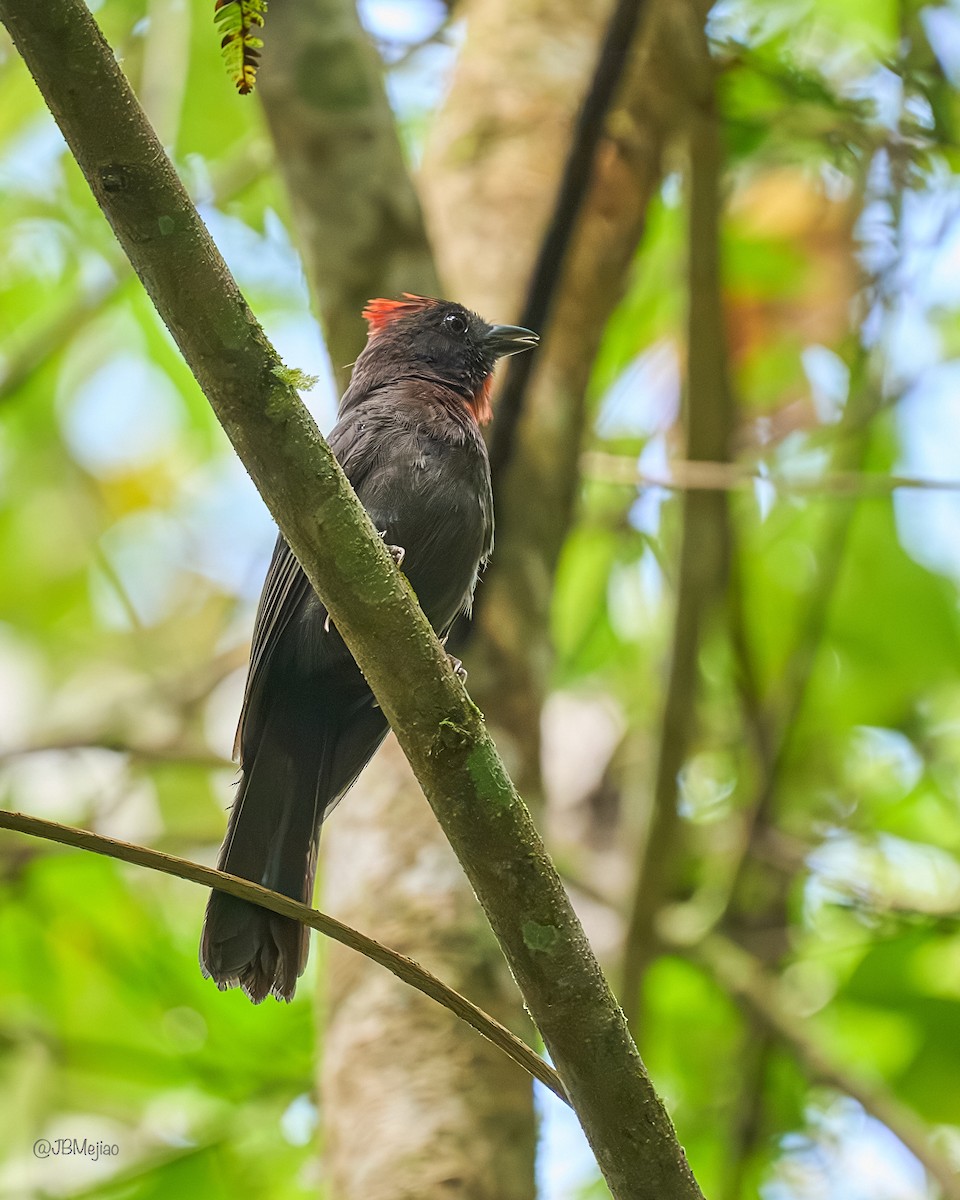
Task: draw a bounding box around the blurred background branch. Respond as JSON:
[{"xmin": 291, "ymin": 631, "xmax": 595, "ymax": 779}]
[
  {"xmin": 485, "ymin": 0, "xmax": 652, "ymax": 486},
  {"xmin": 687, "ymin": 931, "xmax": 960, "ymax": 1200},
  {"xmin": 621, "ymin": 28, "xmax": 733, "ymax": 1026},
  {"xmin": 584, "ymin": 454, "xmax": 960, "ymax": 495},
  {"xmin": 256, "ymin": 0, "xmax": 440, "ymax": 390}
]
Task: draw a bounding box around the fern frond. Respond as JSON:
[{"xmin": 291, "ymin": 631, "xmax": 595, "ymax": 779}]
[{"xmin": 214, "ymin": 0, "xmax": 268, "ymax": 96}]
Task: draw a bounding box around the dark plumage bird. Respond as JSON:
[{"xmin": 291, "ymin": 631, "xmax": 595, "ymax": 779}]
[{"xmin": 200, "ymin": 294, "xmax": 538, "ymax": 1003}]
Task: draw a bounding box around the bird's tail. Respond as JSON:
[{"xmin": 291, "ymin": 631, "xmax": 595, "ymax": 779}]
[{"xmin": 199, "ymin": 695, "xmax": 388, "ymax": 1003}]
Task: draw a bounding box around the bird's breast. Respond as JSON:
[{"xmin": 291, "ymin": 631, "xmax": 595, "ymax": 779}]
[{"xmin": 359, "ymin": 424, "xmax": 492, "ymax": 631}]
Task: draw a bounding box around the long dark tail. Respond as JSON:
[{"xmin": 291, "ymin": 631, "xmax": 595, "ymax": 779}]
[{"xmin": 200, "ymin": 693, "xmax": 388, "ymax": 1003}]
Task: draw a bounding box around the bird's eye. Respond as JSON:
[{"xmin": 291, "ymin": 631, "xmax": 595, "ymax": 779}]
[{"xmin": 444, "ymin": 312, "xmax": 468, "ymax": 335}]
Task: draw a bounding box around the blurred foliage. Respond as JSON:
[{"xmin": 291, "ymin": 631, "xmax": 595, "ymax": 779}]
[
  {"xmin": 2, "ymin": 0, "xmax": 960, "ymax": 1197},
  {"xmin": 558, "ymin": 1, "xmax": 960, "ymax": 1197}
]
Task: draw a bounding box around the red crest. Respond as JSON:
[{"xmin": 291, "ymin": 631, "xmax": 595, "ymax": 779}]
[{"xmin": 362, "ymin": 294, "xmax": 438, "ymax": 332}]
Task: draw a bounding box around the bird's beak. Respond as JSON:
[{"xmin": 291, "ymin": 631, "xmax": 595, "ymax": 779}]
[{"xmin": 484, "ymin": 324, "xmax": 540, "ymax": 359}]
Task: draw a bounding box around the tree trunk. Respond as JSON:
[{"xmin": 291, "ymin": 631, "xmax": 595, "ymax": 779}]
[{"xmin": 321, "ymin": 741, "xmax": 535, "ymax": 1199}]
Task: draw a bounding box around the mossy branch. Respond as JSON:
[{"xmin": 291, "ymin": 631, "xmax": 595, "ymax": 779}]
[{"xmin": 0, "ymin": 1, "xmax": 704, "ymax": 1195}]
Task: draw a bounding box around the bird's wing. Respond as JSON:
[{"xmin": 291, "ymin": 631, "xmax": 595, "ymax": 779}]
[
  {"xmin": 233, "ymin": 413, "xmax": 381, "ymax": 759},
  {"xmin": 233, "ymin": 535, "xmax": 310, "ymax": 759}
]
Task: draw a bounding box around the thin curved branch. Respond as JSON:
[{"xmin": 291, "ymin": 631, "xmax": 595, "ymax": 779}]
[
  {"xmin": 0, "ymin": 807, "xmax": 567, "ymax": 1103},
  {"xmin": 487, "ymin": 0, "xmax": 652, "ymax": 485}
]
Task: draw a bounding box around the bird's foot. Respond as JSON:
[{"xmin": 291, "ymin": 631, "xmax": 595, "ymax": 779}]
[
  {"xmin": 439, "ymin": 635, "xmax": 467, "ymax": 681},
  {"xmin": 379, "ymin": 530, "xmax": 406, "ymax": 568}
]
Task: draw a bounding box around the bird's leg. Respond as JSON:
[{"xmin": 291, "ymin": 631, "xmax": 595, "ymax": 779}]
[
  {"xmin": 440, "ymin": 634, "xmax": 468, "ymax": 683},
  {"xmin": 379, "ymin": 529, "xmax": 406, "ymax": 568}
]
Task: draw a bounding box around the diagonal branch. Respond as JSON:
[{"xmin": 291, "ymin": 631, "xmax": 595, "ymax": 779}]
[
  {"xmin": 0, "ymin": 807, "xmax": 566, "ymax": 1103},
  {"xmin": 0, "ymin": 2, "xmax": 703, "ymax": 1195},
  {"xmin": 487, "ymin": 0, "xmax": 652, "ymax": 485}
]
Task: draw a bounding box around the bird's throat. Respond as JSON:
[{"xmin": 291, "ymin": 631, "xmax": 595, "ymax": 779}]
[{"xmin": 469, "ymin": 375, "xmax": 494, "ymax": 425}]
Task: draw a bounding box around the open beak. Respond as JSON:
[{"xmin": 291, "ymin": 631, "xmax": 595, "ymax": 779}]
[{"xmin": 484, "ymin": 323, "xmax": 540, "ymax": 359}]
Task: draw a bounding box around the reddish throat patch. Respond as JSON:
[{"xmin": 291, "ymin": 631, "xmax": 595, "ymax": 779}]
[
  {"xmin": 470, "ymin": 375, "xmax": 494, "ymax": 425},
  {"xmin": 362, "ymin": 293, "xmax": 437, "ymax": 332}
]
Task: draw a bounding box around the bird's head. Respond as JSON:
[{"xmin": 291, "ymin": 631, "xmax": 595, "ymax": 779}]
[{"xmin": 357, "ymin": 294, "xmax": 539, "ymax": 424}]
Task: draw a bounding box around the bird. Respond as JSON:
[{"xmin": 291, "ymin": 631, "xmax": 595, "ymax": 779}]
[{"xmin": 199, "ymin": 294, "xmax": 538, "ymax": 1003}]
